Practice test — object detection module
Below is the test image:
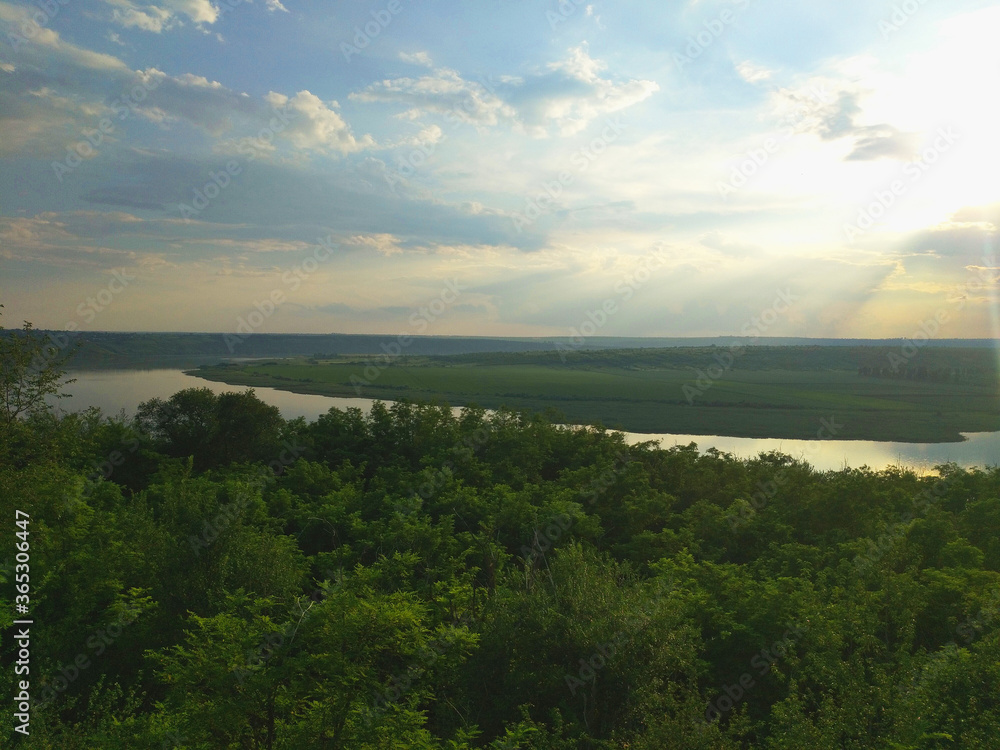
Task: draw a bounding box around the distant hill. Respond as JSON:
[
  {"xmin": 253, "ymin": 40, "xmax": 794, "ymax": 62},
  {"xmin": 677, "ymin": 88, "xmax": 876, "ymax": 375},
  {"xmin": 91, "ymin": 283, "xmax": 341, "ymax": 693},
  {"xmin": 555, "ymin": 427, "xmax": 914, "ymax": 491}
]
[{"xmin": 2, "ymin": 330, "xmax": 996, "ymax": 369}]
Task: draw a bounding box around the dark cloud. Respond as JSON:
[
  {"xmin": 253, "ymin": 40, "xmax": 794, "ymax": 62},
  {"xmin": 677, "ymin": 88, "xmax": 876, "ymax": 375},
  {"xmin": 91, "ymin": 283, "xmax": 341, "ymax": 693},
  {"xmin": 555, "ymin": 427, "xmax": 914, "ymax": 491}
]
[
  {"xmin": 902, "ymin": 221, "xmax": 997, "ymax": 260},
  {"xmin": 24, "ymin": 147, "xmax": 551, "ymax": 252},
  {"xmin": 795, "ymin": 88, "xmax": 919, "ymax": 163},
  {"xmin": 82, "ymin": 187, "xmax": 167, "ymax": 211},
  {"xmin": 845, "ymin": 127, "xmax": 919, "ymax": 161}
]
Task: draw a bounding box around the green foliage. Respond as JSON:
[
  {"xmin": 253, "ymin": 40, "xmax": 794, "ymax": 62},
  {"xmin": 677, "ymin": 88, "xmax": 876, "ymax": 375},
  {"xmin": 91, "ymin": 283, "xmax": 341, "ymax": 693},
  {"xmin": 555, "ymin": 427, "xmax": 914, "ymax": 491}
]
[
  {"xmin": 136, "ymin": 387, "xmax": 285, "ymax": 470},
  {"xmin": 0, "ymin": 310, "xmax": 76, "ymax": 430},
  {"xmin": 2, "ymin": 388, "xmax": 1000, "ymax": 747}
]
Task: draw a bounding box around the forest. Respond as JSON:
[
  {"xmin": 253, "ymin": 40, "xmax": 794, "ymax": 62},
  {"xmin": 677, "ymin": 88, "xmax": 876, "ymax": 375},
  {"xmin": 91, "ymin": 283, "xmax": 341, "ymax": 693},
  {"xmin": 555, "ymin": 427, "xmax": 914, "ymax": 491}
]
[{"xmin": 2, "ymin": 327, "xmax": 1000, "ymax": 749}]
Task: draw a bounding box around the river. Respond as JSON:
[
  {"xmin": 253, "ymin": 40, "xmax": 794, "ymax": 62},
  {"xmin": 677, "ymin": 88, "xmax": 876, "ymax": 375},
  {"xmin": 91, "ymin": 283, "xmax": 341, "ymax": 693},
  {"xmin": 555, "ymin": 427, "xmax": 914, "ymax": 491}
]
[{"xmin": 52, "ymin": 369, "xmax": 1000, "ymax": 473}]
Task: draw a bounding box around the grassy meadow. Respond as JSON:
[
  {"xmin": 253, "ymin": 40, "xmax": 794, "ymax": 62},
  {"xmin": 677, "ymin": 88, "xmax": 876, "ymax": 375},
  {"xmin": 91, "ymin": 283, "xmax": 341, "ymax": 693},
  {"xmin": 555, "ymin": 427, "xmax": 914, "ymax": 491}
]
[{"xmin": 190, "ymin": 345, "xmax": 1000, "ymax": 442}]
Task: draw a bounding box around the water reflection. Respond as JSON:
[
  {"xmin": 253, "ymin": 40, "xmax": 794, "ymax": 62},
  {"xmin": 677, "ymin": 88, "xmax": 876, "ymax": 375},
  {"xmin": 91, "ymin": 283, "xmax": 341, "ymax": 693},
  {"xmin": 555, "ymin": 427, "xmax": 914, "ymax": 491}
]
[
  {"xmin": 55, "ymin": 368, "xmax": 380, "ymax": 422},
  {"xmin": 54, "ymin": 369, "xmax": 1000, "ymax": 473}
]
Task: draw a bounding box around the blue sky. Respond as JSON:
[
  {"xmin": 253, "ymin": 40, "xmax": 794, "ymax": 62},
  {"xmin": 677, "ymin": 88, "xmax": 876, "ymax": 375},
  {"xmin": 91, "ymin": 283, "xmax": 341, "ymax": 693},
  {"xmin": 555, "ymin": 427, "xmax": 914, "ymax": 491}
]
[{"xmin": 1, "ymin": 0, "xmax": 998, "ymax": 339}]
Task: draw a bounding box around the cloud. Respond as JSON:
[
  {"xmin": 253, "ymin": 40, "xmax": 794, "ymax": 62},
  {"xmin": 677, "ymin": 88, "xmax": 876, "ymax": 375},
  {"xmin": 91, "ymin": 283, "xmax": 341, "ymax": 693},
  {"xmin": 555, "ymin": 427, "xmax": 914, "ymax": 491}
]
[
  {"xmin": 585, "ymin": 5, "xmax": 605, "ymax": 30},
  {"xmin": 0, "ymin": 212, "xmax": 155, "ymax": 269},
  {"xmin": 352, "ymin": 68, "xmax": 515, "ymax": 128},
  {"xmin": 16, "ymin": 143, "xmax": 546, "ymax": 252},
  {"xmin": 843, "ymin": 126, "xmax": 919, "ymax": 161},
  {"xmin": 399, "ymin": 51, "xmax": 433, "ymax": 68},
  {"xmin": 103, "ymin": 0, "xmax": 175, "ymax": 32},
  {"xmin": 902, "ymin": 219, "xmax": 998, "ymax": 260},
  {"xmin": 0, "ymin": 2, "xmax": 130, "ymax": 70},
  {"xmin": 773, "ymin": 82, "xmax": 919, "ymax": 162},
  {"xmin": 342, "ymin": 233, "xmax": 405, "ymax": 256},
  {"xmin": 263, "ymin": 91, "xmax": 376, "ymax": 154},
  {"xmin": 82, "ymin": 187, "xmax": 170, "ymax": 212},
  {"xmin": 506, "ymin": 46, "xmax": 660, "ymax": 136},
  {"xmin": 352, "ymin": 46, "xmax": 658, "ymax": 137},
  {"xmin": 100, "ymin": 0, "xmax": 220, "ymax": 32},
  {"xmin": 0, "ymin": 82, "xmax": 117, "ymax": 157},
  {"xmin": 736, "ymin": 61, "xmax": 773, "ymax": 84},
  {"xmin": 265, "ymin": 0, "xmax": 289, "ymax": 11},
  {"xmin": 196, "ymin": 237, "xmax": 313, "ymax": 253},
  {"xmin": 213, "ymin": 135, "xmax": 278, "ymax": 158},
  {"xmin": 0, "ymin": 26, "xmax": 374, "ymax": 160}
]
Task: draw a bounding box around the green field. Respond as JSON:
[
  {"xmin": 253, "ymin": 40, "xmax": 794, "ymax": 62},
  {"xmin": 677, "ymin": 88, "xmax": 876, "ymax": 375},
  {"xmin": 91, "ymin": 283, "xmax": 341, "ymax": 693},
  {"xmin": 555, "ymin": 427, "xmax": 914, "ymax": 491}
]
[{"xmin": 190, "ymin": 345, "xmax": 1000, "ymax": 442}]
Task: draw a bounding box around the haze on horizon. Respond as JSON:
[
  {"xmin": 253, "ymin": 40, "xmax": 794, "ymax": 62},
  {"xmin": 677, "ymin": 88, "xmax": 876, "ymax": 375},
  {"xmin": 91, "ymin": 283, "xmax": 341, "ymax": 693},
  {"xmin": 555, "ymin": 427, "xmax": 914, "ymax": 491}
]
[{"xmin": 1, "ymin": 0, "xmax": 998, "ymax": 341}]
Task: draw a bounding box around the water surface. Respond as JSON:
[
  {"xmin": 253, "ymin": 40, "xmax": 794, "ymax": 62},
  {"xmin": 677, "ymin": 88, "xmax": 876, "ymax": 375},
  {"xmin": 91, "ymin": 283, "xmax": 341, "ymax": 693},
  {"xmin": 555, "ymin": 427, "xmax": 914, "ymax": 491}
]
[{"xmin": 54, "ymin": 369, "xmax": 1000, "ymax": 473}]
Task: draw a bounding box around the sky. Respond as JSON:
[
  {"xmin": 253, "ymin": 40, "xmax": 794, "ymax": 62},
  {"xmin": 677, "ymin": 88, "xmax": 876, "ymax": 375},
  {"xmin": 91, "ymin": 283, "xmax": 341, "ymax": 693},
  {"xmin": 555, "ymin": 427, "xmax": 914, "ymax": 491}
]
[{"xmin": 1, "ymin": 0, "xmax": 999, "ymax": 340}]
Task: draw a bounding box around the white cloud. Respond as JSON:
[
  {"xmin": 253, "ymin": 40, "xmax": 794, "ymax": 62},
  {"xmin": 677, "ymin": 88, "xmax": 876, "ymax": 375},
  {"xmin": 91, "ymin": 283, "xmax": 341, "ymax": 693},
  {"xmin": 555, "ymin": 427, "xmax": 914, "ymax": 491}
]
[
  {"xmin": 0, "ymin": 212, "xmax": 152, "ymax": 269},
  {"xmin": 399, "ymin": 51, "xmax": 434, "ymax": 68},
  {"xmin": 0, "ymin": 2, "xmax": 129, "ymax": 71},
  {"xmin": 167, "ymin": 0, "xmax": 219, "ymax": 24},
  {"xmin": 0, "ymin": 29, "xmax": 374, "ymax": 160},
  {"xmin": 351, "ymin": 68, "xmax": 515, "ymax": 128},
  {"xmin": 342, "ymin": 233, "xmax": 405, "ymax": 256},
  {"xmin": 353, "ymin": 47, "xmax": 658, "ymax": 138},
  {"xmin": 517, "ymin": 46, "xmax": 659, "ymax": 136},
  {"xmin": 175, "ymin": 72, "xmax": 225, "ymax": 89},
  {"xmin": 197, "ymin": 238, "xmax": 312, "ymax": 253},
  {"xmin": 585, "ymin": 5, "xmax": 605, "ymax": 29},
  {"xmin": 768, "ymin": 77, "xmax": 917, "ymax": 161},
  {"xmin": 736, "ymin": 61, "xmax": 773, "ymax": 84},
  {"xmin": 104, "ymin": 0, "xmax": 175, "ymax": 32},
  {"xmin": 101, "ymin": 0, "xmax": 220, "ymax": 33},
  {"xmin": 264, "ymin": 91, "xmax": 376, "ymax": 154},
  {"xmin": 265, "ymin": 0, "xmax": 289, "ymax": 11},
  {"xmin": 387, "ymin": 124, "xmax": 444, "ymax": 149}
]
